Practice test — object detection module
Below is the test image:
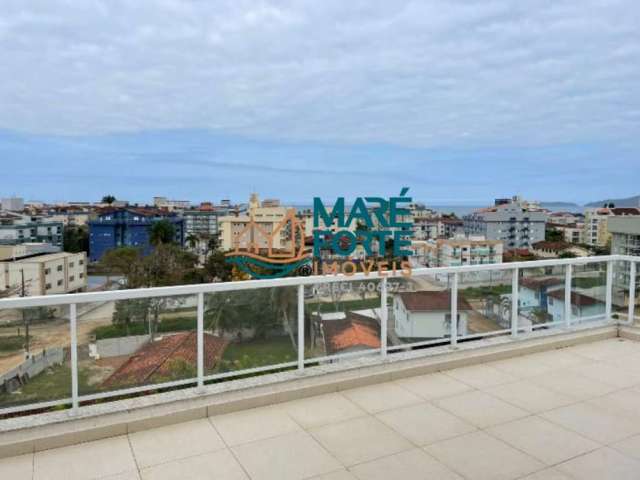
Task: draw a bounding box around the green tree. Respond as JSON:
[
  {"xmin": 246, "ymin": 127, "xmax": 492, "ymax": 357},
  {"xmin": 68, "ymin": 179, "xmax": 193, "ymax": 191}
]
[
  {"xmin": 63, "ymin": 225, "xmax": 89, "ymax": 253},
  {"xmin": 185, "ymin": 233, "xmax": 199, "ymax": 250},
  {"xmin": 101, "ymin": 195, "xmax": 116, "ymax": 205},
  {"xmin": 545, "ymin": 228, "xmax": 563, "ymax": 242},
  {"xmin": 559, "ymin": 251, "xmax": 577, "ymax": 259},
  {"xmin": 204, "ymin": 250, "xmax": 233, "ymax": 282},
  {"xmin": 149, "ymin": 220, "xmax": 176, "ymax": 246}
]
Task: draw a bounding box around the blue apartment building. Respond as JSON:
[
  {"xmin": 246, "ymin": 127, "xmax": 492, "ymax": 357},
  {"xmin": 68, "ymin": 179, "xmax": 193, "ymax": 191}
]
[{"xmin": 89, "ymin": 208, "xmax": 184, "ymax": 262}]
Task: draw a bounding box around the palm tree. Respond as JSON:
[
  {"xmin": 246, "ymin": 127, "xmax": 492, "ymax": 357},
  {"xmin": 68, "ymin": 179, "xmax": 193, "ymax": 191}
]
[
  {"xmin": 186, "ymin": 233, "xmax": 199, "ymax": 250},
  {"xmin": 149, "ymin": 220, "xmax": 176, "ymax": 246}
]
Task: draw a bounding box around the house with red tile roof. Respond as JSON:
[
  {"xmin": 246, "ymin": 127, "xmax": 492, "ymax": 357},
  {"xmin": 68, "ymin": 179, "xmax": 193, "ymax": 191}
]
[
  {"xmin": 101, "ymin": 331, "xmax": 228, "ymax": 389},
  {"xmin": 393, "ymin": 291, "xmax": 472, "ymax": 339},
  {"xmin": 319, "ymin": 312, "xmax": 381, "ymax": 356}
]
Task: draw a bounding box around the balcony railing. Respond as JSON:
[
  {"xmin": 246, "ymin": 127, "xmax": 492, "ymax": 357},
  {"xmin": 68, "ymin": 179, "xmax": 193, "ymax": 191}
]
[{"xmin": 0, "ymin": 254, "xmax": 637, "ymax": 418}]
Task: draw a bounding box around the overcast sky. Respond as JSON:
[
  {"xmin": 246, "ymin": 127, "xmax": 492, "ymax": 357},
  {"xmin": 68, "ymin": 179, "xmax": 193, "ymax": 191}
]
[{"xmin": 1, "ymin": 0, "xmax": 639, "ymax": 204}]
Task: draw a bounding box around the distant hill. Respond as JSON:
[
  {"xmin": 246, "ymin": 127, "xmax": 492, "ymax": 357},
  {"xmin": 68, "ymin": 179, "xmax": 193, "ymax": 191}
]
[
  {"xmin": 540, "ymin": 201, "xmax": 581, "ymax": 208},
  {"xmin": 584, "ymin": 195, "xmax": 640, "ymax": 208}
]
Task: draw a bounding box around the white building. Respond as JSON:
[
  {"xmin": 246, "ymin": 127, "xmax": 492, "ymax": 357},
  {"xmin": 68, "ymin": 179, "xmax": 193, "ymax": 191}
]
[
  {"xmin": 411, "ymin": 237, "xmax": 503, "ymax": 267},
  {"xmin": 0, "ymin": 251, "xmax": 87, "ymax": 297},
  {"xmin": 393, "ymin": 291, "xmax": 470, "ymax": 339},
  {"xmin": 1, "ymin": 197, "xmax": 24, "ymax": 212},
  {"xmin": 153, "ymin": 197, "xmax": 191, "ymax": 211},
  {"xmin": 547, "ymin": 289, "xmax": 605, "ymax": 322}
]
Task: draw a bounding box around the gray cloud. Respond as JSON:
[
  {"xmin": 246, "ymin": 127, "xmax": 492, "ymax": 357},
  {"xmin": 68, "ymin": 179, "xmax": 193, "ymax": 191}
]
[{"xmin": 0, "ymin": 0, "xmax": 638, "ymax": 150}]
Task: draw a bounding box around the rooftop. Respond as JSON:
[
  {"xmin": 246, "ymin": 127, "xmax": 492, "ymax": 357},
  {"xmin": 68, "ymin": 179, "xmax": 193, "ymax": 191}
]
[{"xmin": 4, "ymin": 338, "xmax": 640, "ymax": 479}]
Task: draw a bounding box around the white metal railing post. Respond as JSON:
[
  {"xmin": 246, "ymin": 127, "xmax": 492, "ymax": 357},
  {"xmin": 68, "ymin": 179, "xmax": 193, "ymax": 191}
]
[
  {"xmin": 69, "ymin": 303, "xmax": 79, "ymax": 415},
  {"xmin": 451, "ymin": 273, "xmax": 458, "ymax": 346},
  {"xmin": 197, "ymin": 292, "xmax": 204, "ymax": 392},
  {"xmin": 511, "ymin": 267, "xmax": 519, "ymax": 337},
  {"xmin": 564, "ymin": 264, "xmax": 572, "ymax": 328},
  {"xmin": 381, "ymin": 277, "xmax": 388, "ymax": 358},
  {"xmin": 606, "ymin": 260, "xmax": 613, "ymax": 320},
  {"xmin": 297, "ymin": 284, "xmax": 305, "ymax": 371},
  {"xmin": 628, "ymin": 262, "xmax": 636, "ymax": 325}
]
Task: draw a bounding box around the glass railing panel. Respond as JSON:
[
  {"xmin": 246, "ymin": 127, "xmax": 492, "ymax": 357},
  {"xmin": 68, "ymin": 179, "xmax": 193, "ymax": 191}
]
[
  {"xmin": 519, "ymin": 264, "xmax": 566, "ymax": 331},
  {"xmin": 571, "ymin": 262, "xmax": 607, "ymax": 324},
  {"xmin": 0, "ymin": 305, "xmax": 70, "ymax": 411},
  {"xmin": 306, "ymin": 279, "xmax": 381, "ymax": 363},
  {"xmin": 204, "ymin": 286, "xmax": 298, "ymax": 378},
  {"xmin": 458, "ymin": 268, "xmax": 513, "ymax": 339},
  {"xmin": 612, "ymin": 259, "xmax": 632, "ymax": 323},
  {"xmin": 77, "ymin": 294, "xmax": 198, "ymax": 398},
  {"xmin": 387, "ymin": 272, "xmax": 452, "ymax": 352}
]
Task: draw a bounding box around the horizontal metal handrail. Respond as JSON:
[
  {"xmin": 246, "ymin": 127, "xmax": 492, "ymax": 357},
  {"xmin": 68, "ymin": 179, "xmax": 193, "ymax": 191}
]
[{"xmin": 0, "ymin": 255, "xmax": 633, "ymax": 309}]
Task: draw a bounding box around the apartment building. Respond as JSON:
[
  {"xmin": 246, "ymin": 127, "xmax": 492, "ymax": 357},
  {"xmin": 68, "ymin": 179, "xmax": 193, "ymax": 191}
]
[
  {"xmin": 0, "ymin": 197, "xmax": 24, "ymax": 212},
  {"xmin": 0, "ymin": 211, "xmax": 64, "ymax": 248},
  {"xmin": 152, "ymin": 197, "xmax": 191, "ymax": 211},
  {"xmin": 463, "ymin": 196, "xmax": 548, "ymax": 250},
  {"xmin": 411, "ymin": 237, "xmax": 503, "ymax": 267},
  {"xmin": 218, "ymin": 194, "xmax": 291, "ymax": 252},
  {"xmin": 0, "ymin": 251, "xmax": 87, "ymax": 297},
  {"xmin": 413, "ymin": 217, "xmax": 463, "ymax": 240},
  {"xmin": 547, "ymin": 222, "xmax": 585, "ymax": 244},
  {"xmin": 609, "ymin": 216, "xmax": 640, "ymax": 292},
  {"xmin": 583, "ymin": 207, "xmax": 640, "ymax": 247},
  {"xmin": 531, "ymin": 241, "xmax": 590, "ymax": 258},
  {"xmin": 0, "ymin": 243, "xmax": 60, "ymax": 261},
  {"xmin": 183, "ymin": 203, "xmax": 220, "ymax": 239},
  {"xmin": 88, "ymin": 208, "xmax": 184, "ymax": 262}
]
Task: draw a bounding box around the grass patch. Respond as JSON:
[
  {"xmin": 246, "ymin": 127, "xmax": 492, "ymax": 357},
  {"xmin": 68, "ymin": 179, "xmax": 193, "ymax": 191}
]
[
  {"xmin": 217, "ymin": 337, "xmax": 295, "ymax": 372},
  {"xmin": 92, "ymin": 316, "xmax": 197, "ymax": 340},
  {"xmin": 573, "ymin": 277, "xmax": 605, "ymax": 289},
  {"xmin": 0, "ymin": 335, "xmax": 26, "ymax": 353},
  {"xmin": 0, "ymin": 364, "xmax": 92, "ymax": 407},
  {"xmin": 460, "ymin": 285, "xmax": 511, "ymax": 299}
]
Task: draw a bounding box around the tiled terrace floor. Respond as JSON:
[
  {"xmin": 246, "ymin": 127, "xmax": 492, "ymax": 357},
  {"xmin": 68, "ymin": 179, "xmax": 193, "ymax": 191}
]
[{"xmin": 5, "ymin": 338, "xmax": 640, "ymax": 479}]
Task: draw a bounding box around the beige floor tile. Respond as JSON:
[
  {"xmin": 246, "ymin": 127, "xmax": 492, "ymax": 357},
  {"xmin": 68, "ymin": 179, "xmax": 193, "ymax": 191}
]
[
  {"xmin": 376, "ymin": 401, "xmax": 476, "ymax": 445},
  {"xmin": 349, "ymin": 448, "xmax": 463, "ymax": 480},
  {"xmin": 541, "ymin": 402, "xmax": 640, "ymax": 444},
  {"xmin": 140, "ymin": 449, "xmax": 247, "ymax": 480},
  {"xmin": 565, "ymin": 339, "xmax": 640, "ymax": 361},
  {"xmin": 129, "ymin": 419, "xmax": 225, "ymax": 468},
  {"xmin": 394, "ymin": 372, "xmax": 472, "ymax": 400},
  {"xmin": 310, "ymin": 416, "xmax": 412, "ymax": 466},
  {"xmin": 489, "ymin": 356, "xmax": 556, "ymax": 378},
  {"xmin": 308, "ymin": 470, "xmax": 358, "ymax": 480},
  {"xmin": 485, "ymin": 380, "xmax": 575, "ymax": 413},
  {"xmin": 210, "ymin": 406, "xmax": 301, "ymax": 446},
  {"xmin": 557, "ymin": 447, "xmax": 640, "ymax": 480},
  {"xmin": 444, "ymin": 364, "xmax": 517, "ymax": 389},
  {"xmin": 0, "ymin": 453, "xmax": 33, "ymax": 480},
  {"xmin": 100, "ymin": 470, "xmax": 141, "ymax": 480},
  {"xmin": 341, "ymin": 382, "xmax": 422, "ymax": 413},
  {"xmin": 487, "ymin": 416, "xmax": 599, "ymax": 465},
  {"xmin": 588, "ymin": 388, "xmax": 640, "ymax": 422},
  {"xmin": 282, "ymin": 393, "xmax": 366, "ymax": 429},
  {"xmin": 519, "ymin": 467, "xmax": 574, "ymax": 479},
  {"xmin": 232, "ymin": 431, "xmax": 341, "ymax": 480},
  {"xmin": 523, "ymin": 348, "xmax": 589, "ymax": 369},
  {"xmin": 34, "ymin": 436, "xmax": 136, "ymax": 480},
  {"xmin": 612, "ymin": 434, "xmax": 640, "ymax": 461},
  {"xmin": 568, "ymin": 361, "xmax": 640, "ymax": 389},
  {"xmin": 530, "ymin": 369, "xmax": 616, "ymax": 400},
  {"xmin": 603, "ymin": 351, "xmax": 640, "ymax": 374},
  {"xmin": 433, "ymin": 389, "xmax": 528, "ymax": 428},
  {"xmin": 425, "ymin": 431, "xmax": 544, "ymax": 480}
]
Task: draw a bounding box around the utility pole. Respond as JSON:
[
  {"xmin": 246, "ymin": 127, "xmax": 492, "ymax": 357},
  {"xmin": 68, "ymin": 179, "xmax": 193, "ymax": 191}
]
[{"xmin": 21, "ymin": 268, "xmax": 30, "ymax": 355}]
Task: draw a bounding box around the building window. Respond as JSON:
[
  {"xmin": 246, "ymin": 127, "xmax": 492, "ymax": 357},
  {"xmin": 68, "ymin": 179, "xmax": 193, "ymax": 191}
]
[
  {"xmin": 57, "ymin": 265, "xmax": 63, "ymax": 272},
  {"xmin": 45, "ymin": 283, "xmax": 52, "ymax": 290},
  {"xmin": 79, "ymin": 259, "xmax": 84, "ymax": 265},
  {"xmin": 69, "ymin": 275, "xmax": 75, "ymax": 282},
  {"xmin": 69, "ymin": 262, "xmax": 74, "ymax": 268},
  {"xmin": 57, "ymin": 279, "xmax": 63, "ymax": 286},
  {"xmin": 79, "ymin": 273, "xmax": 84, "ymax": 279}
]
